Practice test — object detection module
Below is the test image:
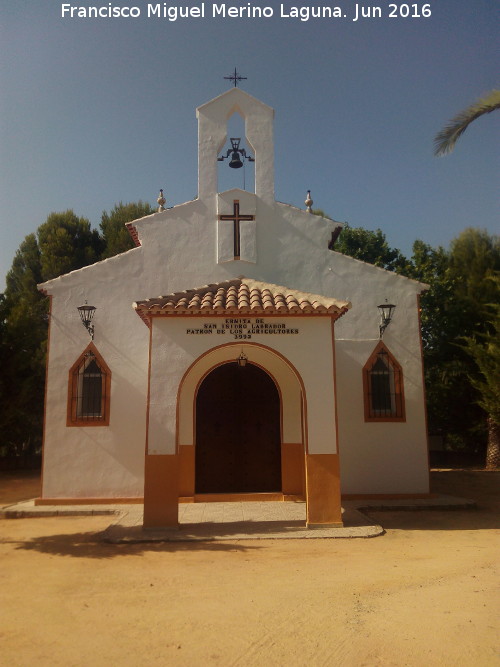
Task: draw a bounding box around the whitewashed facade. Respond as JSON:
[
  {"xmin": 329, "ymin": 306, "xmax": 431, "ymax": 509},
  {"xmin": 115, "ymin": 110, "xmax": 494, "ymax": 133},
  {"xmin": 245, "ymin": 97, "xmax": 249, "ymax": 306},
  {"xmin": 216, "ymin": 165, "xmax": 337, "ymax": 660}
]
[{"xmin": 38, "ymin": 89, "xmax": 429, "ymax": 527}]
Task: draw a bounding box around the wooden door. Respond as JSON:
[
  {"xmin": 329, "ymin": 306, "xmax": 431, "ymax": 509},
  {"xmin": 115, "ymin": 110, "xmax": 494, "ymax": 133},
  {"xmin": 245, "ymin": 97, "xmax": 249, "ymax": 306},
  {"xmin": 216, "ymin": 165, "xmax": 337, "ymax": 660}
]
[{"xmin": 195, "ymin": 362, "xmax": 281, "ymax": 493}]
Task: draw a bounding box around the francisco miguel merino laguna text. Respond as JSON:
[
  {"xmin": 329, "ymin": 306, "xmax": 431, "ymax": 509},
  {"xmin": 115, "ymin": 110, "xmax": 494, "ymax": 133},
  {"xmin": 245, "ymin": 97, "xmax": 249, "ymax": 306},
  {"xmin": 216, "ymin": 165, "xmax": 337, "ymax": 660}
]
[
  {"xmin": 61, "ymin": 3, "xmax": 351, "ymax": 21},
  {"xmin": 61, "ymin": 3, "xmax": 433, "ymax": 20}
]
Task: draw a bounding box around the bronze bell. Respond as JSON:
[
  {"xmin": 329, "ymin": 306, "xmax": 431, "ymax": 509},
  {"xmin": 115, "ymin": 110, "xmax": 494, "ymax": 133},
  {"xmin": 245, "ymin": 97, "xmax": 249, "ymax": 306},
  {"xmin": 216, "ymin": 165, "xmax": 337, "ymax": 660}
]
[{"xmin": 229, "ymin": 151, "xmax": 243, "ymax": 169}]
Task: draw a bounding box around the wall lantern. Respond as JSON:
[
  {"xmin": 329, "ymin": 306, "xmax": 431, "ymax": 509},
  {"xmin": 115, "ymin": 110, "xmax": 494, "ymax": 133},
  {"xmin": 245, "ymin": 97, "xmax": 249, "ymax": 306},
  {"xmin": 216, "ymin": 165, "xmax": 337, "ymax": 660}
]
[
  {"xmin": 378, "ymin": 300, "xmax": 396, "ymax": 338},
  {"xmin": 237, "ymin": 351, "xmax": 248, "ymax": 368},
  {"xmin": 77, "ymin": 301, "xmax": 96, "ymax": 340}
]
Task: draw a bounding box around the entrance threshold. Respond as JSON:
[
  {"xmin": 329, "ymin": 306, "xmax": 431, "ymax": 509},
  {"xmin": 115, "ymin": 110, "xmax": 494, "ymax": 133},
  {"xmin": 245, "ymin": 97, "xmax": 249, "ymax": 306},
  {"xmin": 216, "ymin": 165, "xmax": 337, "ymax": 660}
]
[{"xmin": 180, "ymin": 493, "xmax": 304, "ymax": 503}]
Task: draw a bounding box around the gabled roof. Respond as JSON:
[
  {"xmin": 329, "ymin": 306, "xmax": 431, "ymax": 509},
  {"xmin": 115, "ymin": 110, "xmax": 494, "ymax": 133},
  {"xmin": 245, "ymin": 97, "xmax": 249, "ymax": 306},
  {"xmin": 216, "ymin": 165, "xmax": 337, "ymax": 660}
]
[{"xmin": 134, "ymin": 278, "xmax": 351, "ymax": 327}]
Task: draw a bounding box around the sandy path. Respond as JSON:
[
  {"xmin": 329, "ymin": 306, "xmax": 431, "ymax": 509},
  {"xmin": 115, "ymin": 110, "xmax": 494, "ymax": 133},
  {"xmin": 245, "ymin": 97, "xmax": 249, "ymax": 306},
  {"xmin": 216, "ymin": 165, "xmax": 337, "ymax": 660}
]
[{"xmin": 0, "ymin": 470, "xmax": 498, "ymax": 666}]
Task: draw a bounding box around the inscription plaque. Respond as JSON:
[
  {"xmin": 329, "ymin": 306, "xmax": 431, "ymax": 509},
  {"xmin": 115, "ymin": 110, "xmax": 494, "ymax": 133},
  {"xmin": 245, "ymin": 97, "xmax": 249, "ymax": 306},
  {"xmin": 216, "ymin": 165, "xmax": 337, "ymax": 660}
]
[{"xmin": 186, "ymin": 318, "xmax": 300, "ymax": 340}]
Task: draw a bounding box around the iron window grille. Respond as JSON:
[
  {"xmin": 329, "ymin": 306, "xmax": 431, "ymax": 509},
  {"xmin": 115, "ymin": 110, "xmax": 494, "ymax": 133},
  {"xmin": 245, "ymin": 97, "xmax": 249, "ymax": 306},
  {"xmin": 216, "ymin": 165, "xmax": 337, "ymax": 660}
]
[
  {"xmin": 67, "ymin": 344, "xmax": 111, "ymax": 426},
  {"xmin": 363, "ymin": 343, "xmax": 405, "ymax": 422}
]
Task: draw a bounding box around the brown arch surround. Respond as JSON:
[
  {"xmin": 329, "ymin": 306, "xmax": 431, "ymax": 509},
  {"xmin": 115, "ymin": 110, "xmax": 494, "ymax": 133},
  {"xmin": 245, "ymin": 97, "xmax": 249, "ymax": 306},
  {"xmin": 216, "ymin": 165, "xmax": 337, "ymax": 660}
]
[
  {"xmin": 176, "ymin": 342, "xmax": 308, "ymax": 450},
  {"xmin": 176, "ymin": 343, "xmax": 306, "ymax": 501},
  {"xmin": 195, "ymin": 361, "xmax": 282, "ymax": 494}
]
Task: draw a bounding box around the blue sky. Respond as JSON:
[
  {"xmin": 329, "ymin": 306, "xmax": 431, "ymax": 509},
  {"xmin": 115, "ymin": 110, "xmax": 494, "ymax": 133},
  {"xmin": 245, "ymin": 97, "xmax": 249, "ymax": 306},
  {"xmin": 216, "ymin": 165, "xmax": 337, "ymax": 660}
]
[{"xmin": 1, "ymin": 0, "xmax": 498, "ymax": 289}]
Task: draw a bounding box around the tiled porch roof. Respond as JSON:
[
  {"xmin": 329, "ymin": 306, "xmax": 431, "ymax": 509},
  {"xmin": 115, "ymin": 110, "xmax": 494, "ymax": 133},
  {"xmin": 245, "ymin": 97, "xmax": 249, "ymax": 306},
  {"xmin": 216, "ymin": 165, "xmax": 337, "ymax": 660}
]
[{"xmin": 134, "ymin": 279, "xmax": 351, "ymax": 326}]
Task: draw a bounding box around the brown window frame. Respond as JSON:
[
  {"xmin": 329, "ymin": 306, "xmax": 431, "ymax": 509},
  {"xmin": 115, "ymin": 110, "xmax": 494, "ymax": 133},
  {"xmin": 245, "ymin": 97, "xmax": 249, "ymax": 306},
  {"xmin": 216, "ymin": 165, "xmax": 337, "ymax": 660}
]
[
  {"xmin": 362, "ymin": 341, "xmax": 405, "ymax": 422},
  {"xmin": 67, "ymin": 342, "xmax": 111, "ymax": 427}
]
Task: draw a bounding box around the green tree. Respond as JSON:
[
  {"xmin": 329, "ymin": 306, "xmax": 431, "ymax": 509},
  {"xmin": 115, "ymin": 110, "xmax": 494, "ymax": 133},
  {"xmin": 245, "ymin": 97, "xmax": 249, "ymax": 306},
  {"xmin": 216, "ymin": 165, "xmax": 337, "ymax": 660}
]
[
  {"xmin": 407, "ymin": 240, "xmax": 482, "ymax": 452},
  {"xmin": 408, "ymin": 240, "xmax": 453, "ymax": 348},
  {"xmin": 100, "ymin": 201, "xmax": 154, "ymax": 258},
  {"xmin": 434, "ymin": 89, "xmax": 500, "ymax": 156},
  {"xmin": 461, "ymin": 301, "xmax": 500, "ymax": 468},
  {"xmin": 1, "ymin": 235, "xmax": 48, "ymax": 460},
  {"xmin": 331, "ymin": 222, "xmax": 410, "ymax": 274},
  {"xmin": 409, "ymin": 231, "xmax": 499, "ymax": 461},
  {"xmin": 448, "ymin": 228, "xmax": 500, "ymax": 330},
  {"xmin": 37, "ymin": 210, "xmax": 103, "ymax": 281}
]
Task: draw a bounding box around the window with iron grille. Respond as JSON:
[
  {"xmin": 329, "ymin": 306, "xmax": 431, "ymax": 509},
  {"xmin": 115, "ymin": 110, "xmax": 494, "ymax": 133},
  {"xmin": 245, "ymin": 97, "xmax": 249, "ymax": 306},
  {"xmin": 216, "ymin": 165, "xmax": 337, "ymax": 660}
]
[
  {"xmin": 67, "ymin": 343, "xmax": 111, "ymax": 426},
  {"xmin": 363, "ymin": 342, "xmax": 405, "ymax": 422}
]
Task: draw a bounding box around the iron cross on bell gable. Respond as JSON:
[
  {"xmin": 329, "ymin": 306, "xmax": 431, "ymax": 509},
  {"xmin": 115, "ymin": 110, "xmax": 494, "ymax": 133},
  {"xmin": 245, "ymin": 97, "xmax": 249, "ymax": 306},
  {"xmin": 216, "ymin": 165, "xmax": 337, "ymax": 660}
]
[
  {"xmin": 224, "ymin": 68, "xmax": 247, "ymax": 88},
  {"xmin": 218, "ymin": 200, "xmax": 255, "ymax": 260}
]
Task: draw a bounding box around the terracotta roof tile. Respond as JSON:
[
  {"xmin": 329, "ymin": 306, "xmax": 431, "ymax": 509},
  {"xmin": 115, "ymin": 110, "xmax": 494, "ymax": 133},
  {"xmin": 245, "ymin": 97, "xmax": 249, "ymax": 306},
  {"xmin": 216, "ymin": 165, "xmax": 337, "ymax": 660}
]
[
  {"xmin": 134, "ymin": 279, "xmax": 350, "ymax": 326},
  {"xmin": 125, "ymin": 222, "xmax": 141, "ymax": 247}
]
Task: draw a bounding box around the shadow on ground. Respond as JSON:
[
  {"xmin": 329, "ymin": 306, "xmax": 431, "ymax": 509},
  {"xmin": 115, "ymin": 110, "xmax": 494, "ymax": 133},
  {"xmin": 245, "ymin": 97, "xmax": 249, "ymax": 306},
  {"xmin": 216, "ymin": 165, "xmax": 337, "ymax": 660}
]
[
  {"xmin": 366, "ymin": 469, "xmax": 500, "ymax": 531},
  {"xmin": 1, "ymin": 469, "xmax": 498, "ymax": 558},
  {"xmin": 363, "ymin": 507, "xmax": 499, "ymax": 531},
  {"xmin": 4, "ymin": 531, "xmax": 263, "ymax": 558}
]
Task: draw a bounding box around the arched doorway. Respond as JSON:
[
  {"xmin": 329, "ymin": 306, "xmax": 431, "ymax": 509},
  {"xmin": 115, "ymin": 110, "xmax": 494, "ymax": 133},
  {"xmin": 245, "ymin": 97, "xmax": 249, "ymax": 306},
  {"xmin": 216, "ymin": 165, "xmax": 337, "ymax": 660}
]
[{"xmin": 195, "ymin": 362, "xmax": 281, "ymax": 493}]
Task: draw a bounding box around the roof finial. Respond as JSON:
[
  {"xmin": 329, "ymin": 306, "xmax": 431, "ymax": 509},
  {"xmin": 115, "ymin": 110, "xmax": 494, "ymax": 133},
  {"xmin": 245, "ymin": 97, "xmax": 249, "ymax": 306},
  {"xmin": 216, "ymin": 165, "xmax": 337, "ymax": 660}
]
[
  {"xmin": 305, "ymin": 190, "xmax": 313, "ymax": 213},
  {"xmin": 224, "ymin": 68, "xmax": 247, "ymax": 88},
  {"xmin": 157, "ymin": 188, "xmax": 166, "ymax": 212}
]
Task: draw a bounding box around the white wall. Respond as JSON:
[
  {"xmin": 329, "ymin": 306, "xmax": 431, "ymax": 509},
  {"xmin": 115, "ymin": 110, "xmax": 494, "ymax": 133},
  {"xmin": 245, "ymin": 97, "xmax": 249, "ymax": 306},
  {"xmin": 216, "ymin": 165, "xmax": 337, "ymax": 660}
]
[
  {"xmin": 336, "ymin": 334, "xmax": 429, "ymax": 495},
  {"xmin": 41, "ymin": 249, "xmax": 149, "ymax": 498}
]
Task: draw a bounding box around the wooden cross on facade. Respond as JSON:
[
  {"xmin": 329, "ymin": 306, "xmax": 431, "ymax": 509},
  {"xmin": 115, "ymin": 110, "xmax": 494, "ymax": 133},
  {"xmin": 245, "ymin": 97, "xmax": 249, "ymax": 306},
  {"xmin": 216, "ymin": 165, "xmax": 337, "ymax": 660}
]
[{"xmin": 218, "ymin": 200, "xmax": 255, "ymax": 260}]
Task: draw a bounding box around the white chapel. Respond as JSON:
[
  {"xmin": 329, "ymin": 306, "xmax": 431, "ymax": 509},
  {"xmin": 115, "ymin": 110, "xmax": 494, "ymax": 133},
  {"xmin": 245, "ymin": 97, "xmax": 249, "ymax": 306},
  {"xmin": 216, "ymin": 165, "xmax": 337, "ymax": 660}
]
[{"xmin": 38, "ymin": 87, "xmax": 430, "ymax": 528}]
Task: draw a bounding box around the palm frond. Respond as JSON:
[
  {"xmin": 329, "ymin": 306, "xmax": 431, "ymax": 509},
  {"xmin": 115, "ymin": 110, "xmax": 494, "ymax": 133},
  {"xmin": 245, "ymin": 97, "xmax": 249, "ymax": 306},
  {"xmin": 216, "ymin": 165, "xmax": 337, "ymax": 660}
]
[{"xmin": 434, "ymin": 89, "xmax": 500, "ymax": 156}]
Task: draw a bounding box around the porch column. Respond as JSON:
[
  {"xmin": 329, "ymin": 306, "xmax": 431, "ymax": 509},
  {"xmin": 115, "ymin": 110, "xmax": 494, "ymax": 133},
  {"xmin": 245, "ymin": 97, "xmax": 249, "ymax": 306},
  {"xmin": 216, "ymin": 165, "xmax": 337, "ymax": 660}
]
[
  {"xmin": 143, "ymin": 454, "xmax": 179, "ymax": 528},
  {"xmin": 305, "ymin": 453, "xmax": 343, "ymax": 528}
]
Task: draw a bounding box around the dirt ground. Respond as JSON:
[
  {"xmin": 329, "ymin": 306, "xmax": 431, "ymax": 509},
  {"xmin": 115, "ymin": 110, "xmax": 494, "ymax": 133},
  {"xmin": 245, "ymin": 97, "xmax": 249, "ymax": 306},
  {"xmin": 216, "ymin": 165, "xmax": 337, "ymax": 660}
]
[{"xmin": 0, "ymin": 470, "xmax": 498, "ymax": 667}]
